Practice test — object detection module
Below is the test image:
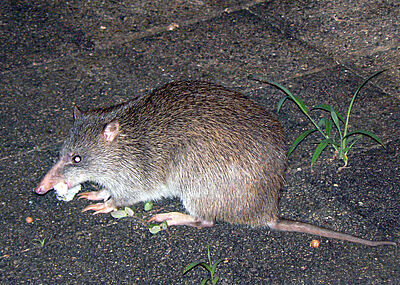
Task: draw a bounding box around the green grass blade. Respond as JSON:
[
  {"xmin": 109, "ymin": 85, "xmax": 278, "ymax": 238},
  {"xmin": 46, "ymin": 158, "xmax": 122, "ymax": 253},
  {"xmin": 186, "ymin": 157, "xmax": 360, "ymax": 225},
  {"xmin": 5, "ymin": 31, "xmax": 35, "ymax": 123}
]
[
  {"xmin": 262, "ymin": 80, "xmax": 309, "ymax": 115},
  {"xmin": 201, "ymin": 278, "xmax": 211, "ymax": 285},
  {"xmin": 344, "ymin": 130, "xmax": 385, "ymax": 146},
  {"xmin": 251, "ymin": 77, "xmax": 332, "ymax": 138},
  {"xmin": 277, "ymin": 96, "xmax": 288, "ymax": 112},
  {"xmin": 344, "ymin": 70, "xmax": 385, "ymax": 136},
  {"xmin": 213, "ymin": 276, "xmax": 220, "ymax": 285},
  {"xmin": 330, "ymin": 108, "xmax": 342, "ymax": 139},
  {"xmin": 183, "ymin": 261, "xmax": 205, "ymax": 275},
  {"xmin": 311, "ymin": 138, "xmax": 333, "ymax": 167},
  {"xmin": 317, "ymin": 117, "xmax": 327, "ymax": 127},
  {"xmin": 200, "ymin": 263, "xmax": 212, "ymax": 272},
  {"xmin": 325, "ymin": 119, "xmax": 332, "ymax": 137},
  {"xmin": 350, "ymin": 70, "xmax": 385, "ymax": 109},
  {"xmin": 317, "ymin": 118, "xmax": 333, "ymax": 137},
  {"xmin": 211, "ymin": 259, "xmax": 224, "ymax": 275},
  {"xmin": 311, "ymin": 104, "xmax": 331, "ymax": 112},
  {"xmin": 311, "ymin": 104, "xmax": 345, "ymax": 123},
  {"xmin": 290, "ymin": 94, "xmax": 309, "ymax": 115},
  {"xmin": 343, "ymin": 135, "xmax": 362, "ymax": 153},
  {"xmin": 287, "ymin": 129, "xmax": 317, "ymax": 156},
  {"xmin": 344, "ymin": 134, "xmax": 360, "ymax": 146}
]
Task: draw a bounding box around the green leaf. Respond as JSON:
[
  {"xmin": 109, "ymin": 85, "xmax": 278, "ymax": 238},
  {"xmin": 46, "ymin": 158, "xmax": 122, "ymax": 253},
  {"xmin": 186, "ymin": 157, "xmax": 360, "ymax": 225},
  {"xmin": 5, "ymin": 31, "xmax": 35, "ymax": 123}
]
[
  {"xmin": 160, "ymin": 221, "xmax": 168, "ymax": 230},
  {"xmin": 325, "ymin": 119, "xmax": 332, "ymax": 137},
  {"xmin": 277, "ymin": 96, "xmax": 288, "ymax": 112},
  {"xmin": 211, "ymin": 259, "xmax": 224, "ymax": 275},
  {"xmin": 148, "ymin": 224, "xmax": 162, "ymax": 234},
  {"xmin": 110, "ymin": 210, "xmax": 128, "ymax": 219},
  {"xmin": 201, "ymin": 278, "xmax": 211, "ymax": 285},
  {"xmin": 346, "ymin": 135, "xmax": 362, "ymax": 150},
  {"xmin": 212, "ymin": 276, "xmax": 220, "ymax": 285},
  {"xmin": 330, "ymin": 108, "xmax": 342, "ymax": 138},
  {"xmin": 344, "ymin": 130, "xmax": 385, "ymax": 147},
  {"xmin": 124, "ymin": 207, "xmax": 134, "ymax": 217},
  {"xmin": 265, "ymin": 81, "xmax": 309, "ymax": 115},
  {"xmin": 358, "ymin": 70, "xmax": 384, "ymax": 91},
  {"xmin": 200, "ymin": 263, "xmax": 212, "ymax": 272},
  {"xmin": 317, "ymin": 118, "xmax": 333, "ymax": 137},
  {"xmin": 350, "ymin": 71, "xmax": 385, "ymax": 110},
  {"xmin": 183, "ymin": 261, "xmax": 204, "ymax": 275},
  {"xmin": 311, "ymin": 138, "xmax": 333, "ymax": 167},
  {"xmin": 291, "ymin": 94, "xmax": 309, "ymax": 115},
  {"xmin": 311, "ymin": 104, "xmax": 345, "ymax": 123},
  {"xmin": 344, "ymin": 70, "xmax": 385, "ymax": 136},
  {"xmin": 344, "ymin": 133, "xmax": 360, "ymax": 144},
  {"xmin": 317, "ymin": 117, "xmax": 327, "ymax": 127},
  {"xmin": 287, "ymin": 129, "xmax": 318, "ymax": 156},
  {"xmin": 144, "ymin": 201, "xmax": 154, "ymax": 211},
  {"xmin": 33, "ymin": 238, "xmax": 46, "ymax": 247}
]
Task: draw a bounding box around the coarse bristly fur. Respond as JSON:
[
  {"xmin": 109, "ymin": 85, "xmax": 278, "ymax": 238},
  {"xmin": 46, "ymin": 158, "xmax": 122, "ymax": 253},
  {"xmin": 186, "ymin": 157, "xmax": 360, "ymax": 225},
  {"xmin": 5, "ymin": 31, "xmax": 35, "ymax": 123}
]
[{"xmin": 36, "ymin": 81, "xmax": 396, "ymax": 246}]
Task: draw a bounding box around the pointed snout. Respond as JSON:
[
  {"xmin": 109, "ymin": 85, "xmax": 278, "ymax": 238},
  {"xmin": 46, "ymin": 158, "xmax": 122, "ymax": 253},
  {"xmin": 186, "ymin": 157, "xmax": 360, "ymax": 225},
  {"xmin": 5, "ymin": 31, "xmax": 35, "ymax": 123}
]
[
  {"xmin": 35, "ymin": 159, "xmax": 66, "ymax": 195},
  {"xmin": 35, "ymin": 181, "xmax": 53, "ymax": 195},
  {"xmin": 35, "ymin": 172, "xmax": 61, "ymax": 194}
]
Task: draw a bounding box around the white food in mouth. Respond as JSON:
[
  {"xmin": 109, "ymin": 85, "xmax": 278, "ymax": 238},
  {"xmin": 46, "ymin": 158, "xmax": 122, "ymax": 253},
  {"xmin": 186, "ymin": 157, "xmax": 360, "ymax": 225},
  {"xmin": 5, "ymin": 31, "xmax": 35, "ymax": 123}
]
[
  {"xmin": 54, "ymin": 182, "xmax": 82, "ymax": 202},
  {"xmin": 54, "ymin": 182, "xmax": 68, "ymax": 195}
]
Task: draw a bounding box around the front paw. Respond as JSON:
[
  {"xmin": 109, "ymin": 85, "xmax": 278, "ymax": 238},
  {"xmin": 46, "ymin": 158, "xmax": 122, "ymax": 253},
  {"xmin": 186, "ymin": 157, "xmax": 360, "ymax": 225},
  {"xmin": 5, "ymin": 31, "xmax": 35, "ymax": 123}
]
[{"xmin": 78, "ymin": 189, "xmax": 111, "ymax": 201}]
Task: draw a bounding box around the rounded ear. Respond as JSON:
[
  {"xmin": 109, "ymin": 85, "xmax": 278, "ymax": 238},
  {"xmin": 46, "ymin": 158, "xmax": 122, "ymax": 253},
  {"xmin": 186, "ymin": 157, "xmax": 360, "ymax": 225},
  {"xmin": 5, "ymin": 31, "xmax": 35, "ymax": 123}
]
[
  {"xmin": 73, "ymin": 105, "xmax": 83, "ymax": 120},
  {"xmin": 102, "ymin": 121, "xmax": 120, "ymax": 142}
]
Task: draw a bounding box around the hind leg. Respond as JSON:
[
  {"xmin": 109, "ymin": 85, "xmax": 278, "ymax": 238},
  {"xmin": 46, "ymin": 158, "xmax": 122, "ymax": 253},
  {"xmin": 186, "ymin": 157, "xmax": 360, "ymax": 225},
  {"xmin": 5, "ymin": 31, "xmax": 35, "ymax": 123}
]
[{"xmin": 148, "ymin": 212, "xmax": 214, "ymax": 229}]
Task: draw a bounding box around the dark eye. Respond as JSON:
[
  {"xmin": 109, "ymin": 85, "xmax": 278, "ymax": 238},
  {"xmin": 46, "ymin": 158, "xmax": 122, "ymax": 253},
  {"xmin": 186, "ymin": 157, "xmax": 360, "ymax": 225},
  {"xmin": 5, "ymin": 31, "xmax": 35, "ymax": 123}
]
[{"xmin": 72, "ymin": 155, "xmax": 82, "ymax": 164}]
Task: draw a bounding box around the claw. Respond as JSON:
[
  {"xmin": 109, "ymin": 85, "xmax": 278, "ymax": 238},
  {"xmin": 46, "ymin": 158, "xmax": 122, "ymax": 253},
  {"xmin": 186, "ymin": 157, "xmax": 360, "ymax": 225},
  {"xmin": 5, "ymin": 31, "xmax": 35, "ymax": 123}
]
[
  {"xmin": 93, "ymin": 208, "xmax": 115, "ymax": 215},
  {"xmin": 79, "ymin": 192, "xmax": 101, "ymax": 200},
  {"xmin": 82, "ymin": 203, "xmax": 104, "ymax": 212},
  {"xmin": 78, "ymin": 190, "xmax": 110, "ymax": 201},
  {"xmin": 82, "ymin": 202, "xmax": 116, "ymax": 214}
]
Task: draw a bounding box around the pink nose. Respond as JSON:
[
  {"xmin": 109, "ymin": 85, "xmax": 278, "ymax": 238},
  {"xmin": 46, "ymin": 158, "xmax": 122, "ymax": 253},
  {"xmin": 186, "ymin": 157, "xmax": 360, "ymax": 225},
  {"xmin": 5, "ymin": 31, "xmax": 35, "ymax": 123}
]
[
  {"xmin": 35, "ymin": 186, "xmax": 43, "ymax": 194},
  {"xmin": 35, "ymin": 185, "xmax": 48, "ymax": 195},
  {"xmin": 35, "ymin": 179, "xmax": 55, "ymax": 194}
]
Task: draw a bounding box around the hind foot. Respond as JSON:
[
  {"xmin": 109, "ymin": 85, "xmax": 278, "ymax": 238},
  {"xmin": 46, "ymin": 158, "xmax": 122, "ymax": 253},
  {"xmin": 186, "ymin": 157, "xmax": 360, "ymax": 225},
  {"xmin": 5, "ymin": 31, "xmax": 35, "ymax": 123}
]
[
  {"xmin": 82, "ymin": 200, "xmax": 116, "ymax": 215},
  {"xmin": 148, "ymin": 212, "xmax": 214, "ymax": 229}
]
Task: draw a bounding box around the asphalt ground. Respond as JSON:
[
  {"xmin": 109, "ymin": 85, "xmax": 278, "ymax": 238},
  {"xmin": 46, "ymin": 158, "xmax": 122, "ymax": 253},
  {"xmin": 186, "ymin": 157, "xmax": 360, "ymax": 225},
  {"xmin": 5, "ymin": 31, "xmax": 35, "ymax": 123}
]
[{"xmin": 0, "ymin": 0, "xmax": 399, "ymax": 284}]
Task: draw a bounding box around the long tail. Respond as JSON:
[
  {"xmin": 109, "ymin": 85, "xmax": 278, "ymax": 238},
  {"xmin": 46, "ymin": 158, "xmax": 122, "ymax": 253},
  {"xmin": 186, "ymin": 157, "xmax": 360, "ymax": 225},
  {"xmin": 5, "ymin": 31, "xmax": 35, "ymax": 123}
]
[{"xmin": 268, "ymin": 219, "xmax": 396, "ymax": 246}]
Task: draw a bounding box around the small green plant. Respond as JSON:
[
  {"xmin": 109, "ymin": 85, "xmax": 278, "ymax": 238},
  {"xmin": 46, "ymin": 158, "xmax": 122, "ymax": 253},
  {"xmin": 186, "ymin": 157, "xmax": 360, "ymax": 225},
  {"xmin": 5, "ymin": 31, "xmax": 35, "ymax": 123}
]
[
  {"xmin": 33, "ymin": 238, "xmax": 46, "ymax": 247},
  {"xmin": 144, "ymin": 201, "xmax": 154, "ymax": 211},
  {"xmin": 254, "ymin": 71, "xmax": 385, "ymax": 169},
  {"xmin": 183, "ymin": 246, "xmax": 223, "ymax": 285},
  {"xmin": 148, "ymin": 221, "xmax": 168, "ymax": 234},
  {"xmin": 142, "ymin": 201, "xmax": 169, "ymax": 234},
  {"xmin": 110, "ymin": 201, "xmax": 153, "ymax": 219},
  {"xmin": 110, "ymin": 203, "xmax": 168, "ymax": 234},
  {"xmin": 110, "ymin": 206, "xmax": 134, "ymax": 219}
]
